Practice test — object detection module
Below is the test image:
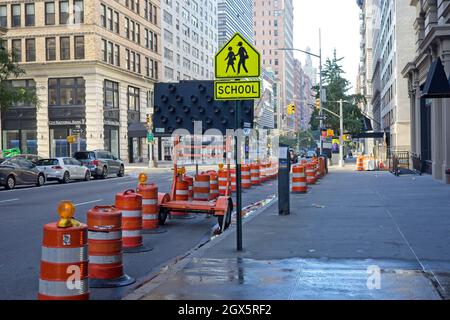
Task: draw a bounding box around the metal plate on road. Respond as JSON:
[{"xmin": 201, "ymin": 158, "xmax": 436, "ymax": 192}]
[
  {"xmin": 214, "ymin": 80, "xmax": 261, "ymax": 100},
  {"xmin": 215, "ymin": 33, "xmax": 261, "ymax": 79}
]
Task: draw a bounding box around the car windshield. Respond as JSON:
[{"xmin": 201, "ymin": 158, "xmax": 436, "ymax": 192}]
[
  {"xmin": 74, "ymin": 152, "xmax": 94, "ymax": 160},
  {"xmin": 37, "ymin": 159, "xmax": 59, "ymax": 166}
]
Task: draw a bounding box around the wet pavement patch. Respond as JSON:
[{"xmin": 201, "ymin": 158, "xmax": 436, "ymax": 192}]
[{"xmin": 141, "ymin": 258, "xmax": 442, "ymax": 300}]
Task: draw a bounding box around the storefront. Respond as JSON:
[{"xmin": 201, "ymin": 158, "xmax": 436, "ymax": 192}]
[
  {"xmin": 49, "ymin": 122, "xmax": 86, "ymax": 157},
  {"xmin": 104, "ymin": 80, "xmax": 120, "ymax": 158}
]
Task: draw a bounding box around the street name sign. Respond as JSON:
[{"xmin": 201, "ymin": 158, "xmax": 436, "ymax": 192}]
[
  {"xmin": 215, "ymin": 33, "xmax": 261, "ymax": 79},
  {"xmin": 214, "ymin": 80, "xmax": 261, "ymax": 100}
]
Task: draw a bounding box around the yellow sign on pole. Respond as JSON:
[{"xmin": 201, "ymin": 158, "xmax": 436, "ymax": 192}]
[
  {"xmin": 214, "ymin": 80, "xmax": 261, "ymax": 100},
  {"xmin": 215, "ymin": 33, "xmax": 261, "ymax": 79},
  {"xmin": 327, "ymin": 129, "xmax": 334, "ymax": 137}
]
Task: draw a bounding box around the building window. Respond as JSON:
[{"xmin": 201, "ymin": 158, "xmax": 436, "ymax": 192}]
[
  {"xmin": 114, "ymin": 11, "xmax": 119, "ymax": 33},
  {"xmin": 12, "ymin": 39, "xmax": 22, "ymax": 62},
  {"xmin": 74, "ymin": 36, "xmax": 85, "ymax": 59},
  {"xmin": 125, "ymin": 17, "xmax": 130, "ymax": 38},
  {"xmin": 3, "ymin": 130, "xmax": 38, "ymax": 155},
  {"xmin": 59, "ymin": 1, "xmax": 69, "ymax": 24},
  {"xmin": 25, "ymin": 3, "xmax": 35, "ymax": 26},
  {"xmin": 128, "ymin": 86, "xmax": 140, "ymax": 111},
  {"xmin": 126, "ymin": 49, "xmax": 130, "ymax": 70},
  {"xmin": 104, "ymin": 80, "xmax": 119, "ymax": 109},
  {"xmin": 48, "ymin": 77, "xmax": 86, "ymax": 106},
  {"xmin": 46, "ymin": 37, "xmax": 56, "ymax": 61},
  {"xmin": 25, "ymin": 39, "xmax": 36, "ymax": 62},
  {"xmin": 11, "ymin": 4, "xmax": 21, "ymax": 27},
  {"xmin": 100, "ymin": 4, "xmax": 106, "ymax": 27},
  {"xmin": 136, "ymin": 53, "xmax": 141, "ymax": 74},
  {"xmin": 74, "ymin": 0, "xmax": 84, "ymax": 24},
  {"xmin": 45, "ymin": 2, "xmax": 55, "ymax": 25},
  {"xmin": 108, "ymin": 41, "xmax": 114, "ymax": 64},
  {"xmin": 60, "ymin": 37, "xmax": 70, "ymax": 60},
  {"xmin": 102, "ymin": 39, "xmax": 107, "ymax": 62},
  {"xmin": 107, "ymin": 8, "xmax": 113, "ymax": 30},
  {"xmin": 114, "ymin": 44, "xmax": 120, "ymax": 66},
  {"xmin": 0, "ymin": 6, "xmax": 6, "ymax": 28}
]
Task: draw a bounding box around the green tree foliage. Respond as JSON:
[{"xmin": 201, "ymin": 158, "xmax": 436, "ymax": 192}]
[
  {"xmin": 0, "ymin": 37, "xmax": 39, "ymax": 111},
  {"xmin": 310, "ymin": 50, "xmax": 366, "ymax": 135}
]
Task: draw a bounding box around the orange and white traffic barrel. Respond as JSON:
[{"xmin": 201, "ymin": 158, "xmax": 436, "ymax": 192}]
[
  {"xmin": 38, "ymin": 201, "xmax": 89, "ymax": 300},
  {"xmin": 241, "ymin": 165, "xmax": 251, "ymax": 189},
  {"xmin": 218, "ymin": 169, "xmax": 230, "ymax": 196},
  {"xmin": 306, "ymin": 163, "xmax": 317, "ymax": 185},
  {"xmin": 292, "ymin": 165, "xmax": 308, "ymax": 193},
  {"xmin": 318, "ymin": 157, "xmax": 326, "ymax": 177},
  {"xmin": 194, "ymin": 174, "xmax": 210, "ymax": 201},
  {"xmin": 175, "ymin": 179, "xmax": 189, "ymax": 201},
  {"xmin": 356, "ymin": 156, "xmax": 364, "ymax": 171},
  {"xmin": 230, "ymin": 169, "xmax": 237, "ymax": 192},
  {"xmin": 87, "ymin": 206, "xmax": 135, "ymax": 288},
  {"xmin": 250, "ymin": 163, "xmax": 260, "ymax": 185},
  {"xmin": 259, "ymin": 163, "xmax": 266, "ymax": 182},
  {"xmin": 183, "ymin": 175, "xmax": 194, "ymax": 201},
  {"xmin": 314, "ymin": 161, "xmax": 321, "ymax": 180},
  {"xmin": 137, "ymin": 181, "xmax": 166, "ymax": 234},
  {"xmin": 205, "ymin": 171, "xmax": 219, "ymax": 200},
  {"xmin": 115, "ymin": 189, "xmax": 151, "ymax": 253}
]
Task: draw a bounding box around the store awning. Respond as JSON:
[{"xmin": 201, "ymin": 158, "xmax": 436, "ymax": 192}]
[
  {"xmin": 353, "ymin": 132, "xmax": 385, "ymax": 139},
  {"xmin": 128, "ymin": 122, "xmax": 148, "ymax": 138},
  {"xmin": 421, "ymin": 57, "xmax": 450, "ymax": 99}
]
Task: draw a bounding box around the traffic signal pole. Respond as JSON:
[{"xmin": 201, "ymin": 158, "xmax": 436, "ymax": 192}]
[
  {"xmin": 339, "ymin": 99, "xmax": 344, "ymax": 168},
  {"xmin": 319, "ymin": 29, "xmax": 324, "ymax": 156}
]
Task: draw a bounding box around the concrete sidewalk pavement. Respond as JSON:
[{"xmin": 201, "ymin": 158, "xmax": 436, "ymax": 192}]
[{"xmin": 126, "ymin": 165, "xmax": 450, "ymax": 300}]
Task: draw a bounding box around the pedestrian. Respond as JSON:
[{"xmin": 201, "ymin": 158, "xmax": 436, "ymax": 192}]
[
  {"xmin": 225, "ymin": 47, "xmax": 236, "ymax": 73},
  {"xmin": 236, "ymin": 42, "xmax": 249, "ymax": 74}
]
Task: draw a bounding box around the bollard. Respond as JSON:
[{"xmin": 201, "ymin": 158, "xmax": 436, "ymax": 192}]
[
  {"xmin": 38, "ymin": 201, "xmax": 89, "ymax": 300},
  {"xmin": 87, "ymin": 206, "xmax": 135, "ymax": 288}
]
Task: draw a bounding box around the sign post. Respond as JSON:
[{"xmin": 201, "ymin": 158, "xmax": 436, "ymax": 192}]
[{"xmin": 214, "ymin": 32, "xmax": 261, "ymax": 252}]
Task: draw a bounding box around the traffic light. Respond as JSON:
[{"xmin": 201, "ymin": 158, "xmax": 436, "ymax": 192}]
[
  {"xmin": 146, "ymin": 114, "xmax": 153, "ymax": 129},
  {"xmin": 315, "ymin": 98, "xmax": 321, "ymax": 110},
  {"xmin": 287, "ymin": 103, "xmax": 296, "ymax": 115}
]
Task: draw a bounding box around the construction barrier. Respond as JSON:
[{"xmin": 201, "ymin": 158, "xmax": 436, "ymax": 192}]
[
  {"xmin": 306, "ymin": 163, "xmax": 317, "ymax": 185},
  {"xmin": 184, "ymin": 176, "xmax": 194, "ymax": 201},
  {"xmin": 218, "ymin": 169, "xmax": 230, "ymax": 196},
  {"xmin": 242, "ymin": 165, "xmax": 252, "ymax": 189},
  {"xmin": 115, "ymin": 190, "xmax": 151, "ymax": 253},
  {"xmin": 292, "ymin": 165, "xmax": 308, "ymax": 193},
  {"xmin": 38, "ymin": 201, "xmax": 89, "ymax": 300},
  {"xmin": 205, "ymin": 171, "xmax": 219, "ymax": 200},
  {"xmin": 175, "ymin": 179, "xmax": 190, "ymax": 201},
  {"xmin": 356, "ymin": 156, "xmax": 364, "ymax": 171},
  {"xmin": 87, "ymin": 206, "xmax": 135, "ymax": 288},
  {"xmin": 314, "ymin": 160, "xmax": 321, "ymax": 180},
  {"xmin": 250, "ymin": 163, "xmax": 260, "ymax": 185},
  {"xmin": 194, "ymin": 174, "xmax": 210, "ymax": 201},
  {"xmin": 137, "ymin": 182, "xmax": 166, "ymax": 234}
]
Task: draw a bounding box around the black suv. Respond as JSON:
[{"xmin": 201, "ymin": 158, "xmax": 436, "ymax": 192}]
[{"xmin": 73, "ymin": 150, "xmax": 124, "ymax": 179}]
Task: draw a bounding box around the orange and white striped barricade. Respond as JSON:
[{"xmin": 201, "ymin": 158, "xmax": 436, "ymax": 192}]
[
  {"xmin": 218, "ymin": 169, "xmax": 231, "ymax": 196},
  {"xmin": 38, "ymin": 201, "xmax": 89, "ymax": 300},
  {"xmin": 115, "ymin": 190, "xmax": 151, "ymax": 253},
  {"xmin": 314, "ymin": 160, "xmax": 321, "ymax": 180},
  {"xmin": 205, "ymin": 171, "xmax": 219, "ymax": 200},
  {"xmin": 241, "ymin": 165, "xmax": 252, "ymax": 189},
  {"xmin": 306, "ymin": 163, "xmax": 317, "ymax": 185},
  {"xmin": 137, "ymin": 183, "xmax": 166, "ymax": 234},
  {"xmin": 250, "ymin": 163, "xmax": 261, "ymax": 186},
  {"xmin": 171, "ymin": 178, "xmax": 195, "ymax": 218},
  {"xmin": 230, "ymin": 168, "xmax": 237, "ymax": 192},
  {"xmin": 356, "ymin": 156, "xmax": 364, "ymax": 171},
  {"xmin": 194, "ymin": 174, "xmax": 211, "ymax": 201},
  {"xmin": 87, "ymin": 206, "xmax": 135, "ymax": 288},
  {"xmin": 292, "ymin": 165, "xmax": 308, "ymax": 193},
  {"xmin": 318, "ymin": 157, "xmax": 326, "ymax": 177},
  {"xmin": 183, "ymin": 175, "xmax": 194, "ymax": 201}
]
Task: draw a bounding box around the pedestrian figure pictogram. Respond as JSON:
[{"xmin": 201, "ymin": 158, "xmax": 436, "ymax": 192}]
[{"xmin": 215, "ymin": 33, "xmax": 261, "ymax": 79}]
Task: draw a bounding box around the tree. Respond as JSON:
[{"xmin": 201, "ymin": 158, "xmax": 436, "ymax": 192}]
[
  {"xmin": 309, "ymin": 50, "xmax": 366, "ymax": 136},
  {"xmin": 0, "ymin": 37, "xmax": 39, "ymax": 112}
]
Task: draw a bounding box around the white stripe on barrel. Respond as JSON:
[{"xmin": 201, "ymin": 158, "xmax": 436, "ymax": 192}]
[{"xmin": 41, "ymin": 246, "xmax": 88, "ymax": 264}]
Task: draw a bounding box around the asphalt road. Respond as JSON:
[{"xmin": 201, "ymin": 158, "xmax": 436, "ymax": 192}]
[{"xmin": 0, "ymin": 169, "xmax": 276, "ymax": 300}]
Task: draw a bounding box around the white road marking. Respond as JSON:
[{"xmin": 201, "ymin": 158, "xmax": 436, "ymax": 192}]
[
  {"xmin": 0, "ymin": 198, "xmax": 19, "ymax": 204},
  {"xmin": 74, "ymin": 199, "xmax": 103, "ymax": 207}
]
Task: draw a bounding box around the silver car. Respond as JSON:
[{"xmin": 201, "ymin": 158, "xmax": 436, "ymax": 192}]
[{"xmin": 36, "ymin": 157, "xmax": 91, "ymax": 184}]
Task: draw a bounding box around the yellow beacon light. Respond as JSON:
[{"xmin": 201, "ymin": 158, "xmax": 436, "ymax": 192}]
[
  {"xmin": 138, "ymin": 173, "xmax": 148, "ymax": 184},
  {"xmin": 57, "ymin": 201, "xmax": 79, "ymax": 228}
]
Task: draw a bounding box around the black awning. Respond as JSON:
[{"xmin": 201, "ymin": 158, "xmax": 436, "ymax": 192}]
[
  {"xmin": 128, "ymin": 122, "xmax": 148, "ymax": 138},
  {"xmin": 421, "ymin": 57, "xmax": 450, "ymax": 98},
  {"xmin": 353, "ymin": 132, "xmax": 384, "ymax": 139}
]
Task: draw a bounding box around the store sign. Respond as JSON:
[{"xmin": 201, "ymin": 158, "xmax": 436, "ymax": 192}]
[
  {"xmin": 49, "ymin": 120, "xmax": 85, "ymax": 126},
  {"xmin": 104, "ymin": 120, "xmax": 120, "ymax": 127}
]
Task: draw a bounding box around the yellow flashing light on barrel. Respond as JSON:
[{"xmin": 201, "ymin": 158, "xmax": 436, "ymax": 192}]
[
  {"xmin": 57, "ymin": 201, "xmax": 81, "ymax": 228},
  {"xmin": 138, "ymin": 173, "xmax": 148, "ymax": 184}
]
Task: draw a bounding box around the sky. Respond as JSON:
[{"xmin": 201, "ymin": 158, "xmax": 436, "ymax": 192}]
[{"xmin": 293, "ymin": 0, "xmax": 361, "ymax": 94}]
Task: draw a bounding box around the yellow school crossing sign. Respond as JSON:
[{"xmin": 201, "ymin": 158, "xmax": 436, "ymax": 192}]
[
  {"xmin": 214, "ymin": 32, "xmax": 261, "ymax": 100},
  {"xmin": 215, "ymin": 33, "xmax": 261, "ymax": 79}
]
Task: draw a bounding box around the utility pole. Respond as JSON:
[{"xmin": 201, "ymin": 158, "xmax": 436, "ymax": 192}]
[
  {"xmin": 318, "ymin": 29, "xmax": 324, "ymax": 156},
  {"xmin": 339, "ymin": 99, "xmax": 344, "ymax": 167}
]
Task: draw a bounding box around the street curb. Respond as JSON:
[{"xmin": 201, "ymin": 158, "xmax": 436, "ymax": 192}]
[{"xmin": 123, "ymin": 196, "xmax": 278, "ymax": 300}]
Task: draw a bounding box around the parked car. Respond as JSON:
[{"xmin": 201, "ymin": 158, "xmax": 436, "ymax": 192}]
[
  {"xmin": 14, "ymin": 154, "xmax": 43, "ymax": 164},
  {"xmin": 306, "ymin": 150, "xmax": 317, "ymax": 159},
  {"xmin": 73, "ymin": 150, "xmax": 124, "ymax": 179},
  {"xmin": 0, "ymin": 157, "xmax": 46, "ymax": 190},
  {"xmin": 36, "ymin": 158, "xmax": 91, "ymax": 184}
]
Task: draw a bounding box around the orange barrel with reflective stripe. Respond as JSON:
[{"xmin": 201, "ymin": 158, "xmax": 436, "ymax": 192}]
[
  {"xmin": 306, "ymin": 163, "xmax": 317, "ymax": 185},
  {"xmin": 241, "ymin": 165, "xmax": 251, "ymax": 189},
  {"xmin": 137, "ymin": 183, "xmax": 160, "ymax": 231},
  {"xmin": 250, "ymin": 163, "xmax": 261, "ymax": 185},
  {"xmin": 230, "ymin": 169, "xmax": 237, "ymax": 192},
  {"xmin": 292, "ymin": 165, "xmax": 308, "ymax": 193},
  {"xmin": 314, "ymin": 160, "xmax": 321, "ymax": 180},
  {"xmin": 218, "ymin": 169, "xmax": 231, "ymax": 196},
  {"xmin": 183, "ymin": 176, "xmax": 194, "ymax": 201},
  {"xmin": 38, "ymin": 222, "xmax": 89, "ymax": 300},
  {"xmin": 356, "ymin": 156, "xmax": 364, "ymax": 171},
  {"xmin": 115, "ymin": 190, "xmax": 143, "ymax": 249},
  {"xmin": 205, "ymin": 171, "xmax": 219, "ymax": 200},
  {"xmin": 319, "ymin": 157, "xmax": 326, "ymax": 177},
  {"xmin": 194, "ymin": 174, "xmax": 210, "ymax": 201},
  {"xmin": 175, "ymin": 179, "xmax": 189, "ymax": 201}
]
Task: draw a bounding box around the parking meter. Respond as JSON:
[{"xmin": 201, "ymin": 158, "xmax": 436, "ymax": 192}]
[{"xmin": 278, "ymin": 144, "xmax": 291, "ymax": 215}]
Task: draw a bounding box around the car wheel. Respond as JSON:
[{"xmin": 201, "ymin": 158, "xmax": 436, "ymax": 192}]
[
  {"xmin": 117, "ymin": 165, "xmax": 125, "ymax": 177},
  {"xmin": 60, "ymin": 171, "xmax": 70, "ymax": 184},
  {"xmin": 36, "ymin": 174, "xmax": 45, "ymax": 187},
  {"xmin": 5, "ymin": 176, "xmax": 15, "ymax": 190},
  {"xmin": 84, "ymin": 171, "xmax": 91, "ymax": 181},
  {"xmin": 101, "ymin": 167, "xmax": 108, "ymax": 179}
]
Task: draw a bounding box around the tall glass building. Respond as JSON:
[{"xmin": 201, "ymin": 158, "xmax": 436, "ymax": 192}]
[{"xmin": 218, "ymin": 0, "xmax": 254, "ymax": 47}]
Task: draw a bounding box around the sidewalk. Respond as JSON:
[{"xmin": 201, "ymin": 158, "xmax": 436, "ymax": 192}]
[
  {"xmin": 126, "ymin": 165, "xmax": 450, "ymax": 300},
  {"xmin": 125, "ymin": 162, "xmax": 218, "ymax": 174}
]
